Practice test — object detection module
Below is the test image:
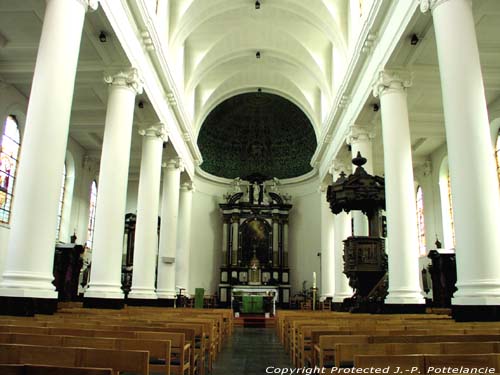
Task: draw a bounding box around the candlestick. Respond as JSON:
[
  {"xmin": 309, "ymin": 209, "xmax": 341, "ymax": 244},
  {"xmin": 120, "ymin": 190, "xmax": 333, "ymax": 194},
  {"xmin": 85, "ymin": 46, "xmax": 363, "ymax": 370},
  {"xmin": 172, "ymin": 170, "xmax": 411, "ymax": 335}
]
[{"xmin": 313, "ymin": 271, "xmax": 317, "ymax": 288}]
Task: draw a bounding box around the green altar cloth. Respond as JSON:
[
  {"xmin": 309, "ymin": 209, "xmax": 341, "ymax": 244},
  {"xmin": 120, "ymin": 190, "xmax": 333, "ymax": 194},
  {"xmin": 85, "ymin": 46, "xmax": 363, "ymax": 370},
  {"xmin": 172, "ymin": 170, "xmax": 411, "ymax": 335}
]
[{"xmin": 241, "ymin": 295, "xmax": 264, "ymax": 313}]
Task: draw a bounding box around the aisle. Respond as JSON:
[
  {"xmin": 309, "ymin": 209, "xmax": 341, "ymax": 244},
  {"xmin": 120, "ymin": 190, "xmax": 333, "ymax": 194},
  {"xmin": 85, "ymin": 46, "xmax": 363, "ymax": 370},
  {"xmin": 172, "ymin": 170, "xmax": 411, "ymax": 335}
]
[{"xmin": 212, "ymin": 327, "xmax": 292, "ymax": 375}]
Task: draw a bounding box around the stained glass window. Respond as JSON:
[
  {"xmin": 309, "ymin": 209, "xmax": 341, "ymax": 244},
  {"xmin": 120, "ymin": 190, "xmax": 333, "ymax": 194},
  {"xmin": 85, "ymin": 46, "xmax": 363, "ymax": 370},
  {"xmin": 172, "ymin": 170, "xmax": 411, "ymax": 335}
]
[
  {"xmin": 0, "ymin": 116, "xmax": 21, "ymax": 224},
  {"xmin": 416, "ymin": 186, "xmax": 426, "ymax": 256},
  {"xmin": 86, "ymin": 180, "xmax": 98, "ymax": 248},
  {"xmin": 55, "ymin": 163, "xmax": 67, "ymax": 240},
  {"xmin": 447, "ymin": 175, "xmax": 456, "ymax": 247}
]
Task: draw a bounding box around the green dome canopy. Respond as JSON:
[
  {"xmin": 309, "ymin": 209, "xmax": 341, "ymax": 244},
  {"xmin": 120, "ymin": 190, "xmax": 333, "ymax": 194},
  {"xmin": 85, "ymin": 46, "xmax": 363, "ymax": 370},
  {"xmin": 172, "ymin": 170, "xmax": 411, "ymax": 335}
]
[{"xmin": 197, "ymin": 92, "xmax": 317, "ymax": 179}]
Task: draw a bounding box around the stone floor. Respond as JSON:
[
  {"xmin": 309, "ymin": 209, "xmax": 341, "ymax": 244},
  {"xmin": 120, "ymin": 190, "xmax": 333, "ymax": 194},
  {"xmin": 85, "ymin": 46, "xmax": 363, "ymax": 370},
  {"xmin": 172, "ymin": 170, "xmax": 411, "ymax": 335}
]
[{"xmin": 211, "ymin": 326, "xmax": 292, "ymax": 375}]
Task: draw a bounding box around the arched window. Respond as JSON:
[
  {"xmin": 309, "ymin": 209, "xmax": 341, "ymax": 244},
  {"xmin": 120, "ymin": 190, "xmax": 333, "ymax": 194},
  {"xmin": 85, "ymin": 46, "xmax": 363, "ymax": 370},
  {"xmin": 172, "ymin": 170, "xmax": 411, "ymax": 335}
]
[
  {"xmin": 86, "ymin": 180, "xmax": 98, "ymax": 249},
  {"xmin": 496, "ymin": 128, "xmax": 500, "ymax": 182},
  {"xmin": 0, "ymin": 116, "xmax": 21, "ymax": 224},
  {"xmin": 55, "ymin": 163, "xmax": 67, "ymax": 240},
  {"xmin": 447, "ymin": 175, "xmax": 456, "ymax": 247},
  {"xmin": 416, "ymin": 186, "xmax": 426, "ymax": 256}
]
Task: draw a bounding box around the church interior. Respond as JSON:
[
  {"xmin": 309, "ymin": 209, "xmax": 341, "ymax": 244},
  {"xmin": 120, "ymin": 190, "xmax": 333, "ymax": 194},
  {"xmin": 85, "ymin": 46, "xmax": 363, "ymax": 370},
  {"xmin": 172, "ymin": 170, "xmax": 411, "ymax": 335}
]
[{"xmin": 1, "ymin": 0, "xmax": 500, "ymax": 373}]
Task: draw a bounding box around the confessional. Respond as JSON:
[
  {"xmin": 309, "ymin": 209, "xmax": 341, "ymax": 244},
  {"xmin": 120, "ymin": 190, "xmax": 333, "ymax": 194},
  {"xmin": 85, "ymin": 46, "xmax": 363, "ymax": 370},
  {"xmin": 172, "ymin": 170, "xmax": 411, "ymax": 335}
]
[
  {"xmin": 327, "ymin": 152, "xmax": 387, "ymax": 312},
  {"xmin": 53, "ymin": 243, "xmax": 84, "ymax": 301}
]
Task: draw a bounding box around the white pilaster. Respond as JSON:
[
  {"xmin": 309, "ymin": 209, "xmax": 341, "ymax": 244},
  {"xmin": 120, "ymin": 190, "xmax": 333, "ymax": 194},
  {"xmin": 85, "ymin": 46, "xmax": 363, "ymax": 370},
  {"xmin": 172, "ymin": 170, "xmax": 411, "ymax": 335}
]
[
  {"xmin": 84, "ymin": 69, "xmax": 143, "ymax": 301},
  {"xmin": 320, "ymin": 181, "xmax": 335, "ymax": 300},
  {"xmin": 373, "ymin": 70, "xmax": 425, "ymax": 305},
  {"xmin": 330, "ymin": 162, "xmax": 354, "ymax": 303},
  {"xmin": 156, "ymin": 158, "xmax": 183, "ymax": 300},
  {"xmin": 283, "ymin": 220, "xmax": 289, "ymax": 267},
  {"xmin": 347, "ymin": 125, "xmax": 374, "ymax": 236},
  {"xmin": 231, "ymin": 214, "xmax": 239, "ymax": 266},
  {"xmin": 221, "ymin": 218, "xmax": 229, "ymax": 266},
  {"xmin": 175, "ymin": 181, "xmax": 194, "ymax": 295},
  {"xmin": 128, "ymin": 123, "xmax": 166, "ymax": 300},
  {"xmin": 423, "ymin": 0, "xmax": 500, "ymax": 305},
  {"xmin": 0, "ymin": 0, "xmax": 97, "ymax": 299},
  {"xmin": 272, "ymin": 212, "xmax": 280, "ymax": 267}
]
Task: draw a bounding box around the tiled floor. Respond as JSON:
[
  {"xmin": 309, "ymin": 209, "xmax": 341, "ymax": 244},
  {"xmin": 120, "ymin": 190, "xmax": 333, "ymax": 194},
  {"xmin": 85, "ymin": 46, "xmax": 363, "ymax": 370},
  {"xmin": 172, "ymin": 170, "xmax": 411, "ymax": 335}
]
[{"xmin": 212, "ymin": 327, "xmax": 292, "ymax": 375}]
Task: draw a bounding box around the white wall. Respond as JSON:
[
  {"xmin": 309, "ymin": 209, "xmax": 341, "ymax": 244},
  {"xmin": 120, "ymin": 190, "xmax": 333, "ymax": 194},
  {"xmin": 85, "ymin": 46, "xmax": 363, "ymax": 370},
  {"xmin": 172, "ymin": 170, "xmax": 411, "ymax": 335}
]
[{"xmin": 280, "ymin": 178, "xmax": 322, "ymax": 295}]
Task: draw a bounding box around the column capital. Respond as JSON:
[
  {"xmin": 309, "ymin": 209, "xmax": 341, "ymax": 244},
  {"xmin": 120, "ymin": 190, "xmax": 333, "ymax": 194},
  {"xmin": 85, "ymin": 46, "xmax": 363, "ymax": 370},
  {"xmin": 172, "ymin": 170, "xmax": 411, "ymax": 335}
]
[
  {"xmin": 83, "ymin": 155, "xmax": 100, "ymax": 173},
  {"xmin": 73, "ymin": 0, "xmax": 99, "ymax": 12},
  {"xmin": 138, "ymin": 123, "xmax": 167, "ymax": 140},
  {"xmin": 180, "ymin": 181, "xmax": 195, "ymax": 192},
  {"xmin": 329, "ymin": 160, "xmax": 350, "ymax": 178},
  {"xmin": 414, "ymin": 160, "xmax": 433, "ymax": 180},
  {"xmin": 346, "ymin": 124, "xmax": 375, "ymax": 145},
  {"xmin": 419, "ymin": 0, "xmax": 455, "ymax": 13},
  {"xmin": 104, "ymin": 68, "xmax": 143, "ymax": 95},
  {"xmin": 162, "ymin": 157, "xmax": 184, "ymax": 171},
  {"xmin": 373, "ymin": 70, "xmax": 412, "ymax": 98}
]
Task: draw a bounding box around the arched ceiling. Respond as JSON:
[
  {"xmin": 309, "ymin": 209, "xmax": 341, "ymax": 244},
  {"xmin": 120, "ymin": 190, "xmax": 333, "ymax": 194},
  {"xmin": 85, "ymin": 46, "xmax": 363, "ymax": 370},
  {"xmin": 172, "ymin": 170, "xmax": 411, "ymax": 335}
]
[
  {"xmin": 197, "ymin": 92, "xmax": 317, "ymax": 179},
  {"xmin": 167, "ymin": 0, "xmax": 349, "ymax": 136}
]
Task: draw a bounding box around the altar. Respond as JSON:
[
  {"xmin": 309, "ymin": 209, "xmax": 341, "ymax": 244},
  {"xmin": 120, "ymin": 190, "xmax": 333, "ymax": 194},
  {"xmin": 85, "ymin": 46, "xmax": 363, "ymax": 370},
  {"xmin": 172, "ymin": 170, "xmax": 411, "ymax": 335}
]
[
  {"xmin": 217, "ymin": 175, "xmax": 292, "ymax": 309},
  {"xmin": 232, "ymin": 286, "xmax": 279, "ymax": 316}
]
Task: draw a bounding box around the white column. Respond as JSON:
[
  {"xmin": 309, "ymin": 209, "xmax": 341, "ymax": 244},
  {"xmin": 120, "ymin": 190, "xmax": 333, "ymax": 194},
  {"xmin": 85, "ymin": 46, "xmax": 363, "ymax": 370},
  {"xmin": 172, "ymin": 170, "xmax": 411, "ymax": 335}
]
[
  {"xmin": 231, "ymin": 214, "xmax": 239, "ymax": 266},
  {"xmin": 347, "ymin": 125, "xmax": 374, "ymax": 236},
  {"xmin": 84, "ymin": 69, "xmax": 143, "ymax": 302},
  {"xmin": 331, "ymin": 163, "xmax": 353, "ymax": 303},
  {"xmin": 156, "ymin": 158, "xmax": 183, "ymax": 300},
  {"xmin": 320, "ymin": 182, "xmax": 335, "ymax": 300},
  {"xmin": 175, "ymin": 182, "xmax": 194, "ymax": 295},
  {"xmin": 422, "ymin": 0, "xmax": 500, "ymax": 306},
  {"xmin": 272, "ymin": 211, "xmax": 279, "ymax": 266},
  {"xmin": 373, "ymin": 70, "xmax": 425, "ymax": 306},
  {"xmin": 128, "ymin": 124, "xmax": 166, "ymax": 300},
  {"xmin": 0, "ymin": 0, "xmax": 97, "ymax": 301}
]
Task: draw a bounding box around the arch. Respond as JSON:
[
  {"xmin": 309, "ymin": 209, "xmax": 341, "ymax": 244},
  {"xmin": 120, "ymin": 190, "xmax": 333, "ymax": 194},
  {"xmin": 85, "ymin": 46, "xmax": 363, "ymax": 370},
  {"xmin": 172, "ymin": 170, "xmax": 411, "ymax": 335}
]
[
  {"xmin": 495, "ymin": 126, "xmax": 500, "ymax": 183},
  {"xmin": 86, "ymin": 180, "xmax": 98, "ymax": 249},
  {"xmin": 0, "ymin": 115, "xmax": 21, "ymax": 224},
  {"xmin": 416, "ymin": 185, "xmax": 426, "ymax": 256}
]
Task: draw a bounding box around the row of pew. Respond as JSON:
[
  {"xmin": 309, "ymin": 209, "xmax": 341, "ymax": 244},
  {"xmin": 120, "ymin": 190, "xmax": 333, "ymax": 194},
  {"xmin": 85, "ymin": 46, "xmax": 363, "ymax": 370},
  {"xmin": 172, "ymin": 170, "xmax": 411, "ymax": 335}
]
[
  {"xmin": 276, "ymin": 310, "xmax": 500, "ymax": 373},
  {"xmin": 0, "ymin": 305, "xmax": 233, "ymax": 375}
]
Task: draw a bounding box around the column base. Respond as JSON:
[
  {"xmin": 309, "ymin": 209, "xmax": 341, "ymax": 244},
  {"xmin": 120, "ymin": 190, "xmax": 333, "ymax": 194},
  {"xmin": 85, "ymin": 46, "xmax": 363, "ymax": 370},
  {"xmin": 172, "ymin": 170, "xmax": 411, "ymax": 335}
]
[
  {"xmin": 157, "ymin": 298, "xmax": 176, "ymax": 307},
  {"xmin": 83, "ymin": 297, "xmax": 124, "ymax": 310},
  {"xmin": 382, "ymin": 303, "xmax": 426, "ymax": 314},
  {"xmin": 452, "ymin": 305, "xmax": 500, "ymax": 322},
  {"xmin": 127, "ymin": 290, "xmax": 158, "ymax": 300},
  {"xmin": 0, "ymin": 296, "xmax": 58, "ymax": 316},
  {"xmin": 126, "ymin": 298, "xmax": 159, "ymax": 307}
]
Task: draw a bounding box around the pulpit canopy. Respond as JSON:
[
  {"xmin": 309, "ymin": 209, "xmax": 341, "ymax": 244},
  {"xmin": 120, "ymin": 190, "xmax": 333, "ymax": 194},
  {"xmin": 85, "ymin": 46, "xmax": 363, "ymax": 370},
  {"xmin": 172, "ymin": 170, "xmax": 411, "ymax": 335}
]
[{"xmin": 327, "ymin": 152, "xmax": 385, "ymax": 216}]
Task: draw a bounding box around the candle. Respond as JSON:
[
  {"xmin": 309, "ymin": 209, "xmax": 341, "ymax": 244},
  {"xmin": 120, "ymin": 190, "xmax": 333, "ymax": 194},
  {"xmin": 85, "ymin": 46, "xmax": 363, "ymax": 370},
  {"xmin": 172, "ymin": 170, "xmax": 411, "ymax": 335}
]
[{"xmin": 313, "ymin": 271, "xmax": 317, "ymax": 288}]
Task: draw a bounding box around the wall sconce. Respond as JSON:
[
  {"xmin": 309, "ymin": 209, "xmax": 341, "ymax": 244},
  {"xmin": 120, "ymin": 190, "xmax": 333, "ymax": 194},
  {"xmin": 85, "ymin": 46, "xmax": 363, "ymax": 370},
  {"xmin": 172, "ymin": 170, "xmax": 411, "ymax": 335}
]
[
  {"xmin": 255, "ymin": 1, "xmax": 261, "ymax": 10},
  {"xmin": 99, "ymin": 31, "xmax": 107, "ymax": 43},
  {"xmin": 373, "ymin": 103, "xmax": 380, "ymax": 112},
  {"xmin": 410, "ymin": 34, "xmax": 419, "ymax": 46},
  {"xmin": 256, "ymin": 51, "xmax": 261, "ymax": 59}
]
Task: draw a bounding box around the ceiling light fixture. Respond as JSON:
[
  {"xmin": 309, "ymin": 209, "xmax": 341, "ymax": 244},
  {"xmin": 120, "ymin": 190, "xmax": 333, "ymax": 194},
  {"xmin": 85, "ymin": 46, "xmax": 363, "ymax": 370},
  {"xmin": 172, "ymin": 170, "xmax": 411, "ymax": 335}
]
[
  {"xmin": 255, "ymin": 1, "xmax": 261, "ymax": 10},
  {"xmin": 256, "ymin": 51, "xmax": 261, "ymax": 59},
  {"xmin": 99, "ymin": 31, "xmax": 107, "ymax": 43},
  {"xmin": 410, "ymin": 34, "xmax": 419, "ymax": 46}
]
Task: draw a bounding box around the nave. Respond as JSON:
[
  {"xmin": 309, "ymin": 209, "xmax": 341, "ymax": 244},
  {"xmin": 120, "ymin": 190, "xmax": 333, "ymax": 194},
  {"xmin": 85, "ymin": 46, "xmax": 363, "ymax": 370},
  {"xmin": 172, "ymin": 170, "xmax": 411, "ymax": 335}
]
[{"xmin": 211, "ymin": 327, "xmax": 290, "ymax": 375}]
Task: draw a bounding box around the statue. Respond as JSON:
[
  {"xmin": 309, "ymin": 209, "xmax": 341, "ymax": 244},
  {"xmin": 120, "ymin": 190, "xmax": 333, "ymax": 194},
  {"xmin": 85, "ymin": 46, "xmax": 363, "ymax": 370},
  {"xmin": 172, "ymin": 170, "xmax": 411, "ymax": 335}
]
[
  {"xmin": 232, "ymin": 177, "xmax": 242, "ymax": 193},
  {"xmin": 252, "ymin": 182, "xmax": 260, "ymax": 204},
  {"xmin": 270, "ymin": 177, "xmax": 280, "ymax": 193}
]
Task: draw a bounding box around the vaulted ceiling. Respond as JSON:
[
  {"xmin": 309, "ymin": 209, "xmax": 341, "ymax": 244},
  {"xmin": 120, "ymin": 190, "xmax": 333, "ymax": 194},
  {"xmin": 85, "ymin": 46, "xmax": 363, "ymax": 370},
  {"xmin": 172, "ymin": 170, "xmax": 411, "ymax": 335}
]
[{"xmin": 166, "ymin": 0, "xmax": 349, "ymax": 136}]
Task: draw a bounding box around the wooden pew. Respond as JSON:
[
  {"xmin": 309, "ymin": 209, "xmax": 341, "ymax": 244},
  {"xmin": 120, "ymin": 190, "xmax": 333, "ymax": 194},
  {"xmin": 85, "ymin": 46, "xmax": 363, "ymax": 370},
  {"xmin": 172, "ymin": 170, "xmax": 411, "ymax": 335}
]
[
  {"xmin": 136, "ymin": 331, "xmax": 190, "ymax": 375},
  {"xmin": 0, "ymin": 343, "xmax": 149, "ymax": 375},
  {"xmin": 0, "ymin": 364, "xmax": 113, "ymax": 375},
  {"xmin": 355, "ymin": 354, "xmax": 426, "ymax": 373},
  {"xmin": 425, "ymin": 354, "xmax": 500, "ymax": 373}
]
